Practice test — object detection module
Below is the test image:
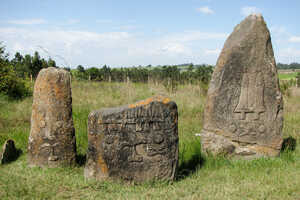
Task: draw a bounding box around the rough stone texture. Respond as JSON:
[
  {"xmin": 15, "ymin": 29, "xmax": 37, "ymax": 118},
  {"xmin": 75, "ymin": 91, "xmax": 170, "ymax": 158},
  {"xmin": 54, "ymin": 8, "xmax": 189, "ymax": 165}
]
[
  {"xmin": 200, "ymin": 14, "xmax": 283, "ymax": 159},
  {"xmin": 28, "ymin": 67, "xmax": 76, "ymax": 167},
  {"xmin": 0, "ymin": 139, "xmax": 18, "ymax": 164},
  {"xmin": 84, "ymin": 96, "xmax": 178, "ymax": 182}
]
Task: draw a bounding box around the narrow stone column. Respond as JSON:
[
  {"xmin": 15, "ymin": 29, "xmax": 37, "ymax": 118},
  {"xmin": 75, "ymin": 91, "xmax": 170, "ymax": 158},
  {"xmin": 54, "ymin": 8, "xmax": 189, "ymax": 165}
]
[{"xmin": 28, "ymin": 67, "xmax": 76, "ymax": 167}]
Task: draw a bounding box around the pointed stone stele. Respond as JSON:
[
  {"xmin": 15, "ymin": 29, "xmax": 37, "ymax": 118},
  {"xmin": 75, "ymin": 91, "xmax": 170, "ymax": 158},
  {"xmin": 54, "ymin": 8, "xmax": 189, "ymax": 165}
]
[
  {"xmin": 200, "ymin": 14, "xmax": 283, "ymax": 159},
  {"xmin": 84, "ymin": 96, "xmax": 178, "ymax": 182},
  {"xmin": 0, "ymin": 139, "xmax": 18, "ymax": 164},
  {"xmin": 28, "ymin": 67, "xmax": 76, "ymax": 167}
]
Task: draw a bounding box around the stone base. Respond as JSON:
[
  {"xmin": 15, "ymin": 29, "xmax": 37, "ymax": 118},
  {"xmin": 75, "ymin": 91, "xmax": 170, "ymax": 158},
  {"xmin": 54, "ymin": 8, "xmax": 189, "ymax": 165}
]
[{"xmin": 200, "ymin": 130, "xmax": 281, "ymax": 159}]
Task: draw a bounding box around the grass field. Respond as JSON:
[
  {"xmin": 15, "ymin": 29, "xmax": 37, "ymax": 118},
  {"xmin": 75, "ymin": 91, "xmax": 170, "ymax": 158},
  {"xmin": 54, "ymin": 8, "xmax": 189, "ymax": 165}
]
[
  {"xmin": 278, "ymin": 72, "xmax": 298, "ymax": 80},
  {"xmin": 0, "ymin": 81, "xmax": 300, "ymax": 200}
]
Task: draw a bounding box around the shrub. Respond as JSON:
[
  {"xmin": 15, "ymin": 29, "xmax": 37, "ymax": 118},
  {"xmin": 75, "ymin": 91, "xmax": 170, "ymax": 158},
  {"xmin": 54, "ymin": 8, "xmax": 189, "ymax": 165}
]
[
  {"xmin": 280, "ymin": 80, "xmax": 293, "ymax": 97},
  {"xmin": 0, "ymin": 63, "xmax": 32, "ymax": 99}
]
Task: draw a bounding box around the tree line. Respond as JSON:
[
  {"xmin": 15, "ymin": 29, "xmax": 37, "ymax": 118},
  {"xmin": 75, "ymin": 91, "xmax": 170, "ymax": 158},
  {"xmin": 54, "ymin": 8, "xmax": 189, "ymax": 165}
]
[
  {"xmin": 72, "ymin": 64, "xmax": 213, "ymax": 85},
  {"xmin": 277, "ymin": 62, "xmax": 300, "ymax": 69},
  {"xmin": 2, "ymin": 41, "xmax": 300, "ymax": 100},
  {"xmin": 0, "ymin": 43, "xmax": 214, "ymax": 98},
  {"xmin": 0, "ymin": 43, "xmax": 60, "ymax": 99},
  {"xmin": 10, "ymin": 51, "xmax": 57, "ymax": 80}
]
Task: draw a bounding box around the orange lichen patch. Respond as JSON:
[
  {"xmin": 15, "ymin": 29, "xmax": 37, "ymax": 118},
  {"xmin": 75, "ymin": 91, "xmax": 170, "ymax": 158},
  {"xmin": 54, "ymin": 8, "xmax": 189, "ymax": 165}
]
[
  {"xmin": 98, "ymin": 155, "xmax": 108, "ymax": 174},
  {"xmin": 129, "ymin": 96, "xmax": 171, "ymax": 108},
  {"xmin": 162, "ymin": 97, "xmax": 171, "ymax": 104}
]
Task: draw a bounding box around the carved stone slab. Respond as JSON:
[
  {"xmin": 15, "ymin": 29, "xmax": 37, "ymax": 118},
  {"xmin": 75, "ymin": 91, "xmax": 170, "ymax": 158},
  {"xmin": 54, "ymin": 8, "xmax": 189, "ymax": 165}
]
[
  {"xmin": 84, "ymin": 96, "xmax": 178, "ymax": 182},
  {"xmin": 28, "ymin": 67, "xmax": 76, "ymax": 167},
  {"xmin": 200, "ymin": 14, "xmax": 283, "ymax": 159},
  {"xmin": 0, "ymin": 139, "xmax": 18, "ymax": 164}
]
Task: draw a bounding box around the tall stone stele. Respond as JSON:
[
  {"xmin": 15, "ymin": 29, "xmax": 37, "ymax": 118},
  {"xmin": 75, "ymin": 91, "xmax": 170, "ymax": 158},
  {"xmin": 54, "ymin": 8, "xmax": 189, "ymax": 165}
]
[
  {"xmin": 84, "ymin": 96, "xmax": 178, "ymax": 182},
  {"xmin": 200, "ymin": 14, "xmax": 283, "ymax": 158},
  {"xmin": 28, "ymin": 67, "xmax": 76, "ymax": 167}
]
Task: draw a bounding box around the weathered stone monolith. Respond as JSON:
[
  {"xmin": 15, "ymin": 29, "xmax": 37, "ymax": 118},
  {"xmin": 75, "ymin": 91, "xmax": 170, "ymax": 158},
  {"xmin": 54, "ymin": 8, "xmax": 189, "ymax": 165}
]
[
  {"xmin": 28, "ymin": 67, "xmax": 76, "ymax": 167},
  {"xmin": 200, "ymin": 14, "xmax": 283, "ymax": 159},
  {"xmin": 0, "ymin": 139, "xmax": 18, "ymax": 164},
  {"xmin": 84, "ymin": 96, "xmax": 178, "ymax": 182}
]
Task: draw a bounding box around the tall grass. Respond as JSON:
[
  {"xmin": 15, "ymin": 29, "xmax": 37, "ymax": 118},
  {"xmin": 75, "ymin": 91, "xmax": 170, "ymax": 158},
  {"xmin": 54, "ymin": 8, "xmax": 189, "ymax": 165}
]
[{"xmin": 0, "ymin": 81, "xmax": 300, "ymax": 200}]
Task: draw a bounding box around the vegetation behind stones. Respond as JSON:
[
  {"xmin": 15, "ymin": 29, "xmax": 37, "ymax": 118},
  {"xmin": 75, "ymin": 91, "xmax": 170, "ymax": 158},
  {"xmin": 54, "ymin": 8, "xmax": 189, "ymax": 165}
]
[{"xmin": 0, "ymin": 78, "xmax": 300, "ymax": 199}]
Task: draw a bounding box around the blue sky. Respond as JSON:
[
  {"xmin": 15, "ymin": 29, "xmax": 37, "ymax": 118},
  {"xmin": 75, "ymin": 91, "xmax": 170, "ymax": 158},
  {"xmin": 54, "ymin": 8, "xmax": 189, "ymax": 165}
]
[{"xmin": 0, "ymin": 0, "xmax": 300, "ymax": 68}]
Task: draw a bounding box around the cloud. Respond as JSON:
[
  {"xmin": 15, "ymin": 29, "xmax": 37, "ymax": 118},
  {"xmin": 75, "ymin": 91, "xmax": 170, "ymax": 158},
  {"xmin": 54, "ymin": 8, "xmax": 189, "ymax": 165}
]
[
  {"xmin": 0, "ymin": 26, "xmax": 227, "ymax": 67},
  {"xmin": 204, "ymin": 48, "xmax": 221, "ymax": 55},
  {"xmin": 7, "ymin": 19, "xmax": 46, "ymax": 25},
  {"xmin": 196, "ymin": 6, "xmax": 214, "ymax": 15},
  {"xmin": 160, "ymin": 43, "xmax": 191, "ymax": 54},
  {"xmin": 276, "ymin": 47, "xmax": 300, "ymax": 63},
  {"xmin": 289, "ymin": 36, "xmax": 300, "ymax": 43},
  {"xmin": 0, "ymin": 27, "xmax": 131, "ymax": 66},
  {"xmin": 241, "ymin": 6, "xmax": 261, "ymax": 17},
  {"xmin": 161, "ymin": 31, "xmax": 227, "ymax": 43}
]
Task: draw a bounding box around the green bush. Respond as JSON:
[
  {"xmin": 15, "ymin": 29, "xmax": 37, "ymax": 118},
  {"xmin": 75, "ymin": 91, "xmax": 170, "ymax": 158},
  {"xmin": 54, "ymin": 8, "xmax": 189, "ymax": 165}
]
[{"xmin": 0, "ymin": 63, "xmax": 32, "ymax": 99}]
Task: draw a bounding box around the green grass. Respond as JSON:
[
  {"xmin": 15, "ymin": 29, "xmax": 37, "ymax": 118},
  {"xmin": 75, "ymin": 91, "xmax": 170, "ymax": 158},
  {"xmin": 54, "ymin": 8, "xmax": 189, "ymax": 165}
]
[
  {"xmin": 278, "ymin": 72, "xmax": 298, "ymax": 80},
  {"xmin": 1, "ymin": 81, "xmax": 300, "ymax": 200}
]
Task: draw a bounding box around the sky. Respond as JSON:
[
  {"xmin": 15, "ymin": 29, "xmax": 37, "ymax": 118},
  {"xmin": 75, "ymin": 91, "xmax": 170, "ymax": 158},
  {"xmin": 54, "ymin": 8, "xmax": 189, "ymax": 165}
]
[{"xmin": 0, "ymin": 0, "xmax": 300, "ymax": 68}]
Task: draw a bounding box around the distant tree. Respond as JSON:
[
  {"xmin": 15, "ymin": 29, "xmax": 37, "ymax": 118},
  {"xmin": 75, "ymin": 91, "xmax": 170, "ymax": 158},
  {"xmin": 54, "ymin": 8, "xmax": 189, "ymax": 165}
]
[
  {"xmin": 48, "ymin": 58, "xmax": 56, "ymax": 67},
  {"xmin": 86, "ymin": 67, "xmax": 100, "ymax": 80},
  {"xmin": 11, "ymin": 52, "xmax": 27, "ymax": 78},
  {"xmin": 187, "ymin": 64, "xmax": 194, "ymax": 72},
  {"xmin": 23, "ymin": 54, "xmax": 33, "ymax": 79},
  {"xmin": 32, "ymin": 51, "xmax": 43, "ymax": 77},
  {"xmin": 77, "ymin": 65, "xmax": 85, "ymax": 73},
  {"xmin": 0, "ymin": 44, "xmax": 31, "ymax": 99},
  {"xmin": 63, "ymin": 67, "xmax": 71, "ymax": 72}
]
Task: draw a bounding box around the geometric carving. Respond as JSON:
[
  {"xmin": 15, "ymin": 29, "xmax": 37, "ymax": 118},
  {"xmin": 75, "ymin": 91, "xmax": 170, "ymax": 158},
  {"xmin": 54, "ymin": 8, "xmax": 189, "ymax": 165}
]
[
  {"xmin": 84, "ymin": 96, "xmax": 178, "ymax": 182},
  {"xmin": 200, "ymin": 14, "xmax": 283, "ymax": 158},
  {"xmin": 234, "ymin": 69, "xmax": 265, "ymax": 121}
]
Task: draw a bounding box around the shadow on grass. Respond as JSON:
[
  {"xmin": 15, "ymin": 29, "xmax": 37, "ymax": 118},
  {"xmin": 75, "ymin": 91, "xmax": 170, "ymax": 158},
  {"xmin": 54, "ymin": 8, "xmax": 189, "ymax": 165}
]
[
  {"xmin": 281, "ymin": 136, "xmax": 297, "ymax": 152},
  {"xmin": 76, "ymin": 154, "xmax": 86, "ymax": 166},
  {"xmin": 176, "ymin": 139, "xmax": 205, "ymax": 180}
]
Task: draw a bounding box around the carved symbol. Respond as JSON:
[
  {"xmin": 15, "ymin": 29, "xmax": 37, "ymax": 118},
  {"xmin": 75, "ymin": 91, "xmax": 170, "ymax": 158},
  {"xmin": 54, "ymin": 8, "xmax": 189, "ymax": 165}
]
[
  {"xmin": 136, "ymin": 122, "xmax": 143, "ymax": 132},
  {"xmin": 234, "ymin": 69, "xmax": 265, "ymax": 120},
  {"xmin": 229, "ymin": 124, "xmax": 237, "ymax": 133},
  {"xmin": 258, "ymin": 125, "xmax": 265, "ymax": 133},
  {"xmin": 39, "ymin": 142, "xmax": 59, "ymax": 162},
  {"xmin": 105, "ymin": 135, "xmax": 114, "ymax": 144},
  {"xmin": 153, "ymin": 122, "xmax": 161, "ymax": 130},
  {"xmin": 121, "ymin": 144, "xmax": 143, "ymax": 162},
  {"xmin": 153, "ymin": 134, "xmax": 164, "ymax": 144}
]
